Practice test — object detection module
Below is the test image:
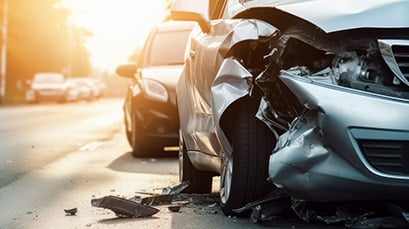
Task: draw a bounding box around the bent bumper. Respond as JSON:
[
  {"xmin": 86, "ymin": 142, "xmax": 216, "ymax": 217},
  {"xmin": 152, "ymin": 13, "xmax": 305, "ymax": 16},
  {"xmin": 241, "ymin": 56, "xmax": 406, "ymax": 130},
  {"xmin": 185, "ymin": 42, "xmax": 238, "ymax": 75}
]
[{"xmin": 268, "ymin": 71, "xmax": 409, "ymax": 201}]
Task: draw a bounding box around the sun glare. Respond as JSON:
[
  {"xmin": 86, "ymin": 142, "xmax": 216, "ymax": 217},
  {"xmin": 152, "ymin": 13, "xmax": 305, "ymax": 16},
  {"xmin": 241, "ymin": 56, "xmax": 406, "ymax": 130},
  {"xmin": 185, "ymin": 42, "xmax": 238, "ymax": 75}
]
[{"xmin": 63, "ymin": 0, "xmax": 166, "ymax": 71}]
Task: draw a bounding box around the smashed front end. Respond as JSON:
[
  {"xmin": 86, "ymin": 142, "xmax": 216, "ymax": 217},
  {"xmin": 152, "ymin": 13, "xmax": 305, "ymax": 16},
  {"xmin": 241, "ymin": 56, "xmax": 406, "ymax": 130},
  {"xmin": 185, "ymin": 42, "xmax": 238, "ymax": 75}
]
[{"xmin": 256, "ymin": 24, "xmax": 409, "ymax": 201}]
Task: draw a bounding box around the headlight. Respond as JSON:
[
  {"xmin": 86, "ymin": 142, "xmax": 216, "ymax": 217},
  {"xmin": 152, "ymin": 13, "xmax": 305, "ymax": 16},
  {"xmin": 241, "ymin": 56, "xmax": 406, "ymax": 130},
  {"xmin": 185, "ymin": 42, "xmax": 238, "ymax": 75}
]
[{"xmin": 142, "ymin": 78, "xmax": 168, "ymax": 102}]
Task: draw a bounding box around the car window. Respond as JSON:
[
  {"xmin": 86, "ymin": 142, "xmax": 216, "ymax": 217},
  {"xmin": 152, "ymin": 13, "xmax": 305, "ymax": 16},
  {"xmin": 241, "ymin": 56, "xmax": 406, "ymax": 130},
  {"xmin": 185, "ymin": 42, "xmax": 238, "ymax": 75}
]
[{"xmin": 146, "ymin": 29, "xmax": 192, "ymax": 67}]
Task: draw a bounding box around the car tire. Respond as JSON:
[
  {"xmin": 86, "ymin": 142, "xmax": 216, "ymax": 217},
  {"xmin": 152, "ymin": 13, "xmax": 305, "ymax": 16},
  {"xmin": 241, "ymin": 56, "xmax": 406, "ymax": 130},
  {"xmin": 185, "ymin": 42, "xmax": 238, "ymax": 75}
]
[
  {"xmin": 129, "ymin": 115, "xmax": 150, "ymax": 157},
  {"xmin": 124, "ymin": 115, "xmax": 133, "ymax": 147},
  {"xmin": 220, "ymin": 98, "xmax": 276, "ymax": 216},
  {"xmin": 179, "ymin": 131, "xmax": 213, "ymax": 193}
]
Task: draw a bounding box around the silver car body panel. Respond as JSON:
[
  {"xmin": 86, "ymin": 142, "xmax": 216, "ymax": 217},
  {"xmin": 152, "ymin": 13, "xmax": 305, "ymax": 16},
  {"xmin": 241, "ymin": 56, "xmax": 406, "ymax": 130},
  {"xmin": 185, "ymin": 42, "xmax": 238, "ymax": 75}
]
[
  {"xmin": 176, "ymin": 0, "xmax": 409, "ymax": 201},
  {"xmin": 268, "ymin": 71, "xmax": 409, "ymax": 201},
  {"xmin": 178, "ymin": 19, "xmax": 278, "ymax": 168},
  {"xmin": 378, "ymin": 39, "xmax": 409, "ymax": 87},
  {"xmin": 233, "ymin": 0, "xmax": 409, "ymax": 33}
]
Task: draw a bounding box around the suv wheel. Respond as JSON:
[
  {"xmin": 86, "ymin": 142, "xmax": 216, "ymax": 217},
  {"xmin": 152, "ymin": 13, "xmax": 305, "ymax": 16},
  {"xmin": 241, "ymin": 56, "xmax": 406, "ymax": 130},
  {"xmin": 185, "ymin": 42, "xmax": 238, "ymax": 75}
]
[{"xmin": 220, "ymin": 98, "xmax": 276, "ymax": 216}]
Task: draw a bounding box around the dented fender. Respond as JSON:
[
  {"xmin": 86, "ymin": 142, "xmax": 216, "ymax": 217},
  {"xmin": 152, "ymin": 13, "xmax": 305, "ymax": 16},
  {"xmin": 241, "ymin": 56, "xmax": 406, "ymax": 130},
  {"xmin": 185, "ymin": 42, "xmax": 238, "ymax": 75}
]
[{"xmin": 178, "ymin": 18, "xmax": 278, "ymax": 160}]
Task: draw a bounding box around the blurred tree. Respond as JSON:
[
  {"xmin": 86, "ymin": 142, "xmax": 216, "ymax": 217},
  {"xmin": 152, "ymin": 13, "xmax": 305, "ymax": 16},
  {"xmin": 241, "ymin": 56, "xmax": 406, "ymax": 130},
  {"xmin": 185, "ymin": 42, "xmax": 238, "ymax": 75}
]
[
  {"xmin": 0, "ymin": 0, "xmax": 91, "ymax": 100},
  {"xmin": 69, "ymin": 26, "xmax": 93, "ymax": 77}
]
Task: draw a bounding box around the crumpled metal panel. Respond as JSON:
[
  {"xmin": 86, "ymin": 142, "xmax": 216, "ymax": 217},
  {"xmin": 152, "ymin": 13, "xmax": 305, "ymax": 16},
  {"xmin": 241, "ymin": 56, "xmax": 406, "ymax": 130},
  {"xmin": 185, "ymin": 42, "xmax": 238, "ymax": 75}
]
[
  {"xmin": 178, "ymin": 18, "xmax": 278, "ymax": 159},
  {"xmin": 267, "ymin": 71, "xmax": 409, "ymax": 201},
  {"xmin": 235, "ymin": 0, "xmax": 409, "ymax": 33}
]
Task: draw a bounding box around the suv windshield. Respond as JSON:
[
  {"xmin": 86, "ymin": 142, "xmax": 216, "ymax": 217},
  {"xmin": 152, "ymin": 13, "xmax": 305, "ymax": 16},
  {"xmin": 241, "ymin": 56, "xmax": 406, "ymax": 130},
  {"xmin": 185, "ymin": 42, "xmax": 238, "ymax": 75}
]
[{"xmin": 146, "ymin": 30, "xmax": 191, "ymax": 66}]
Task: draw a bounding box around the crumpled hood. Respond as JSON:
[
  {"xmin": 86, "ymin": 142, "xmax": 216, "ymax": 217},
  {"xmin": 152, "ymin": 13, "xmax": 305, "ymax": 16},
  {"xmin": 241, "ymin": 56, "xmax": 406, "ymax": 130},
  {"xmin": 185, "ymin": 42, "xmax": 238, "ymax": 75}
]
[
  {"xmin": 141, "ymin": 65, "xmax": 184, "ymax": 88},
  {"xmin": 241, "ymin": 0, "xmax": 409, "ymax": 33}
]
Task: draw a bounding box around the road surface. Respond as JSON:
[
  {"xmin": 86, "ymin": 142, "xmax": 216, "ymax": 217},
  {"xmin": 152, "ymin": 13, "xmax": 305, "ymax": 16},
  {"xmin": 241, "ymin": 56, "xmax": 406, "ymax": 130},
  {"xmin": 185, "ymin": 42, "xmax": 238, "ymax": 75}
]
[{"xmin": 0, "ymin": 98, "xmax": 336, "ymax": 229}]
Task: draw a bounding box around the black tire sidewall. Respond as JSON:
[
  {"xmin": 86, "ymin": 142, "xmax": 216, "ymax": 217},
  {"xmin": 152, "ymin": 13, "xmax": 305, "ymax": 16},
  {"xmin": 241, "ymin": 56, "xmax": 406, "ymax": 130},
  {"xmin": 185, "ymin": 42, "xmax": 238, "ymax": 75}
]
[{"xmin": 220, "ymin": 99, "xmax": 275, "ymax": 215}]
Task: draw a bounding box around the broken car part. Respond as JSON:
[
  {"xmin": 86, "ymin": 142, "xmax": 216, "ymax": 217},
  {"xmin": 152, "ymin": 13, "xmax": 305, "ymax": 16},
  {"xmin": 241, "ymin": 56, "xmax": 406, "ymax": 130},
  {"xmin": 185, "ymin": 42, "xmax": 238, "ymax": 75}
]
[
  {"xmin": 64, "ymin": 208, "xmax": 77, "ymax": 216},
  {"xmin": 91, "ymin": 195, "xmax": 159, "ymax": 218},
  {"xmin": 162, "ymin": 181, "xmax": 190, "ymax": 195}
]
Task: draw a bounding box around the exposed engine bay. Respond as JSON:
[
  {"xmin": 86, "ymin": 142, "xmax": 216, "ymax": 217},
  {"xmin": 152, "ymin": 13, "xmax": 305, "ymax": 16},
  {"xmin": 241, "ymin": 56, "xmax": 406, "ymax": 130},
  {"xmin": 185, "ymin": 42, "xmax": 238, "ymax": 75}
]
[{"xmin": 252, "ymin": 24, "xmax": 409, "ymax": 132}]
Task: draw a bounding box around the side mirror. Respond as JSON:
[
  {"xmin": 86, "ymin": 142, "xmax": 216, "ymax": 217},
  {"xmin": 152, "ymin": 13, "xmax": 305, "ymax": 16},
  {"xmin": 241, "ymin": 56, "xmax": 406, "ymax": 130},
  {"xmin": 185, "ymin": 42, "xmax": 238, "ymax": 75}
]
[
  {"xmin": 116, "ymin": 63, "xmax": 137, "ymax": 79},
  {"xmin": 171, "ymin": 0, "xmax": 211, "ymax": 33}
]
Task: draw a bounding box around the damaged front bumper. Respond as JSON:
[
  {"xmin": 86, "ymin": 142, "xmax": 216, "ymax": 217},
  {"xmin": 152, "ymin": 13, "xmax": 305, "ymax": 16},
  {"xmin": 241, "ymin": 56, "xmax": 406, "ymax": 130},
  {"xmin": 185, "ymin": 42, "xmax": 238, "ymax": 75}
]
[{"xmin": 267, "ymin": 71, "xmax": 409, "ymax": 201}]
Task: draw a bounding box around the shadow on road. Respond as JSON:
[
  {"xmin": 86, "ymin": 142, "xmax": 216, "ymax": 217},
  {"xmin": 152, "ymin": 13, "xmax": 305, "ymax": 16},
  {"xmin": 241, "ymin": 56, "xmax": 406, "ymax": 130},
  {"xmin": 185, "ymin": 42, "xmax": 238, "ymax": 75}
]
[
  {"xmin": 107, "ymin": 151, "xmax": 178, "ymax": 175},
  {"xmin": 97, "ymin": 216, "xmax": 160, "ymax": 225}
]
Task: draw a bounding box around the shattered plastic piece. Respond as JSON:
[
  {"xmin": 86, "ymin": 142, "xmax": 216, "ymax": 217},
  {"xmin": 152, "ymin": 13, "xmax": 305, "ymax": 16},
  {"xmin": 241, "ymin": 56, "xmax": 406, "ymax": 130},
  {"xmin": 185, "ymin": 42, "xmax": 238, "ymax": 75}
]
[
  {"xmin": 173, "ymin": 193, "xmax": 219, "ymax": 205},
  {"xmin": 91, "ymin": 195, "xmax": 159, "ymax": 218},
  {"xmin": 292, "ymin": 200, "xmax": 409, "ymax": 228},
  {"xmin": 140, "ymin": 194, "xmax": 173, "ymax": 206},
  {"xmin": 129, "ymin": 182, "xmax": 190, "ymax": 206},
  {"xmin": 64, "ymin": 208, "xmax": 77, "ymax": 216},
  {"xmin": 250, "ymin": 199, "xmax": 294, "ymax": 223},
  {"xmin": 162, "ymin": 181, "xmax": 190, "ymax": 195},
  {"xmin": 233, "ymin": 189, "xmax": 292, "ymax": 223},
  {"xmin": 291, "ymin": 200, "xmax": 375, "ymax": 224}
]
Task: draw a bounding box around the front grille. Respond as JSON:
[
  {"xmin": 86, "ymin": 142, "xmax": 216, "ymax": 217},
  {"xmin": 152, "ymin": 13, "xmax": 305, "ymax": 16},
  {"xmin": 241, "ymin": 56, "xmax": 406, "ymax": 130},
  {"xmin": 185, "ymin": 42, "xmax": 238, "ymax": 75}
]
[
  {"xmin": 378, "ymin": 39, "xmax": 409, "ymax": 87},
  {"xmin": 392, "ymin": 45, "xmax": 409, "ymax": 80},
  {"xmin": 359, "ymin": 140, "xmax": 409, "ymax": 175}
]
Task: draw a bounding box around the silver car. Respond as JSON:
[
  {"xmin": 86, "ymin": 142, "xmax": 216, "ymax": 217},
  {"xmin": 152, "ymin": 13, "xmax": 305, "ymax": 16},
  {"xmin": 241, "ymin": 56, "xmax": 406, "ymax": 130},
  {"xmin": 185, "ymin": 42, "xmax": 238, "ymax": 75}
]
[{"xmin": 172, "ymin": 0, "xmax": 409, "ymax": 216}]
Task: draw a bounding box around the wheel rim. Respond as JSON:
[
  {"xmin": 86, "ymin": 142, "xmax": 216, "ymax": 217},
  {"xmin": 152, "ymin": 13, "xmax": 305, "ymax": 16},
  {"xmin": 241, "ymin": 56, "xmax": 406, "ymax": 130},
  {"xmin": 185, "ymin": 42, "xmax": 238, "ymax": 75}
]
[{"xmin": 220, "ymin": 153, "xmax": 233, "ymax": 204}]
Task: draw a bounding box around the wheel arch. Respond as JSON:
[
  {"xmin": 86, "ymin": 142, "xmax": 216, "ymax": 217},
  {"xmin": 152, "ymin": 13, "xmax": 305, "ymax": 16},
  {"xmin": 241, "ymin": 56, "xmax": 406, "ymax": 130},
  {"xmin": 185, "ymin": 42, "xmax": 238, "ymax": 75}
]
[{"xmin": 211, "ymin": 58, "xmax": 253, "ymax": 157}]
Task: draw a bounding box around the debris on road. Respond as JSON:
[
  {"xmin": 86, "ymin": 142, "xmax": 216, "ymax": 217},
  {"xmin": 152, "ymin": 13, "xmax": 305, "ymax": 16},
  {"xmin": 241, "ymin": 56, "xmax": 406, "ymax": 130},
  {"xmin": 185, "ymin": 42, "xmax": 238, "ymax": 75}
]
[
  {"xmin": 232, "ymin": 188, "xmax": 409, "ymax": 228},
  {"xmin": 162, "ymin": 181, "xmax": 190, "ymax": 195},
  {"xmin": 64, "ymin": 208, "xmax": 78, "ymax": 216},
  {"xmin": 140, "ymin": 194, "xmax": 173, "ymax": 205},
  {"xmin": 132, "ymin": 181, "xmax": 191, "ymax": 206},
  {"xmin": 90, "ymin": 182, "xmax": 190, "ymax": 219},
  {"xmin": 91, "ymin": 195, "xmax": 159, "ymax": 218},
  {"xmin": 233, "ymin": 188, "xmax": 293, "ymax": 223},
  {"xmin": 90, "ymin": 181, "xmax": 221, "ymax": 221}
]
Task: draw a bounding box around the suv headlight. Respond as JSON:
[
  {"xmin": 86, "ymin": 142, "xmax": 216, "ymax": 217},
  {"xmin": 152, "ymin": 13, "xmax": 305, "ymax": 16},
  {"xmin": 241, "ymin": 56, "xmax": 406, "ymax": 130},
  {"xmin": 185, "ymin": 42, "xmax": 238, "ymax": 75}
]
[{"xmin": 142, "ymin": 78, "xmax": 168, "ymax": 102}]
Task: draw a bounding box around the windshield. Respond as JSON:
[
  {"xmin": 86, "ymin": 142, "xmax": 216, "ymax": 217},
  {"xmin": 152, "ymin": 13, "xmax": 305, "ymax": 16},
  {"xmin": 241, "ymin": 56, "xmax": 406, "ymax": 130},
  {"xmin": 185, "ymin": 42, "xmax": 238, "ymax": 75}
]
[{"xmin": 146, "ymin": 29, "xmax": 191, "ymax": 66}]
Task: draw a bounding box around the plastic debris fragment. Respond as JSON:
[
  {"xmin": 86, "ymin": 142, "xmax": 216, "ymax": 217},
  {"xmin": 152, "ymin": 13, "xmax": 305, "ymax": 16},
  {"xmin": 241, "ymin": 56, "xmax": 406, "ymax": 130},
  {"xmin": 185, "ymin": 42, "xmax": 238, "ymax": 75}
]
[{"xmin": 91, "ymin": 195, "xmax": 159, "ymax": 218}]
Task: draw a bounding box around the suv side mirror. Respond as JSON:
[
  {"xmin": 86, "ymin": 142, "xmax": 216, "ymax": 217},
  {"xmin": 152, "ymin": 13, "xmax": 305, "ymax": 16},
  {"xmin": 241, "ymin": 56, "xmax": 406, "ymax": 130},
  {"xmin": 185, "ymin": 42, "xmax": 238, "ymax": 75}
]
[
  {"xmin": 171, "ymin": 0, "xmax": 211, "ymax": 33},
  {"xmin": 116, "ymin": 63, "xmax": 137, "ymax": 79}
]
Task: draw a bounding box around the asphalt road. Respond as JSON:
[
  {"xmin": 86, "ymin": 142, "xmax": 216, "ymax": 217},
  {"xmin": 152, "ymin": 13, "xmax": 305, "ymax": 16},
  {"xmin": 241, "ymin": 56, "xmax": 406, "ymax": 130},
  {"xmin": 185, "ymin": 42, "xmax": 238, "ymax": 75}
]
[{"xmin": 0, "ymin": 98, "xmax": 339, "ymax": 229}]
